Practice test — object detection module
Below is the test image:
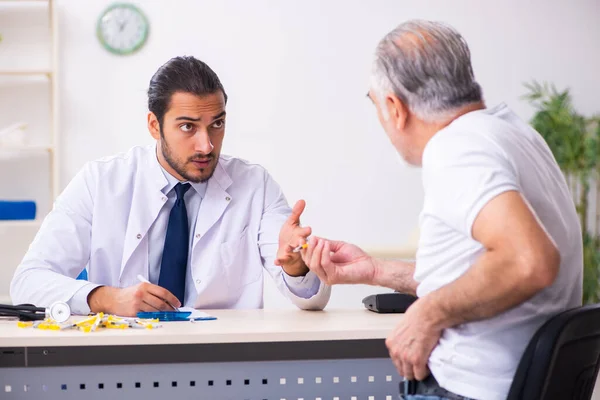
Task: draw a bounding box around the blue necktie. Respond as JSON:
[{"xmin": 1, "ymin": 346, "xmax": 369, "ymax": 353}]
[{"xmin": 158, "ymin": 182, "xmax": 191, "ymax": 304}]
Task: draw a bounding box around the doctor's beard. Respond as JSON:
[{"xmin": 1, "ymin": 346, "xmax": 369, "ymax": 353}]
[{"xmin": 160, "ymin": 135, "xmax": 218, "ymax": 183}]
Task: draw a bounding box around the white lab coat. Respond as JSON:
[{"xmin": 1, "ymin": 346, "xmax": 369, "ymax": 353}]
[{"xmin": 10, "ymin": 145, "xmax": 330, "ymax": 311}]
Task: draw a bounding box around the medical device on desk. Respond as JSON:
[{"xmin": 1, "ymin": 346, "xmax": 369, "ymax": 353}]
[
  {"xmin": 362, "ymin": 292, "xmax": 417, "ymax": 313},
  {"xmin": 0, "ymin": 301, "xmax": 71, "ymax": 323}
]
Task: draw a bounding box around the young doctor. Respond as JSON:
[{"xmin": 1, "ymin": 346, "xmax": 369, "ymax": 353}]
[{"xmin": 10, "ymin": 56, "xmax": 330, "ymax": 316}]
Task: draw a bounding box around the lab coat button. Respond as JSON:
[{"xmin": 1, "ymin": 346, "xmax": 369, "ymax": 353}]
[
  {"xmin": 196, "ymin": 279, "xmax": 201, "ymax": 284},
  {"xmin": 136, "ymin": 233, "xmax": 142, "ymax": 239},
  {"xmin": 225, "ymin": 196, "xmax": 231, "ymax": 201},
  {"xmin": 195, "ymin": 233, "xmax": 201, "ymax": 239}
]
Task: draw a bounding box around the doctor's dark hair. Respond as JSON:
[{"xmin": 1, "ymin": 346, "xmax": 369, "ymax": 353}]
[{"xmin": 148, "ymin": 56, "xmax": 228, "ymax": 128}]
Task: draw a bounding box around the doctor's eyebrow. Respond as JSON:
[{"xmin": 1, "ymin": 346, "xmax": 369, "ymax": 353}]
[
  {"xmin": 175, "ymin": 116, "xmax": 201, "ymax": 122},
  {"xmin": 175, "ymin": 111, "xmax": 226, "ymax": 122},
  {"xmin": 211, "ymin": 111, "xmax": 226, "ymax": 121}
]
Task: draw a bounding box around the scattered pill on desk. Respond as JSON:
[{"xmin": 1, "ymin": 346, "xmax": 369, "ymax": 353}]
[{"xmin": 16, "ymin": 313, "xmax": 163, "ymax": 332}]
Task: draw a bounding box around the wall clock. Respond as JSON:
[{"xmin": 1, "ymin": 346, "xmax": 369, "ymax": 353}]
[{"xmin": 97, "ymin": 3, "xmax": 149, "ymax": 55}]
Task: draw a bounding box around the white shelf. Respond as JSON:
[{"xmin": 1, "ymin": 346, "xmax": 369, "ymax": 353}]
[
  {"xmin": 0, "ymin": 1, "xmax": 48, "ymax": 8},
  {"xmin": 0, "ymin": 0, "xmax": 55, "ymax": 305},
  {"xmin": 0, "ymin": 0, "xmax": 52, "ymax": 72},
  {"xmin": 0, "ymin": 70, "xmax": 52, "ymax": 76},
  {"xmin": 0, "ymin": 220, "xmax": 41, "ymax": 228},
  {"xmin": 0, "ymin": 75, "xmax": 50, "ymax": 87},
  {"xmin": 0, "ymin": 145, "xmax": 53, "ymax": 153}
]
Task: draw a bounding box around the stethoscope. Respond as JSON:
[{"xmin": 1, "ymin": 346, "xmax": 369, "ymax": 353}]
[{"xmin": 0, "ymin": 301, "xmax": 71, "ymax": 323}]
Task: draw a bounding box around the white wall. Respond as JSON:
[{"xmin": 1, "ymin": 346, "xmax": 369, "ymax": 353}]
[{"xmin": 54, "ymin": 0, "xmax": 600, "ymax": 309}]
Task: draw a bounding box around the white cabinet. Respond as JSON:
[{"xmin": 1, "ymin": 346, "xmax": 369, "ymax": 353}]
[{"xmin": 0, "ymin": 0, "xmax": 58, "ymax": 303}]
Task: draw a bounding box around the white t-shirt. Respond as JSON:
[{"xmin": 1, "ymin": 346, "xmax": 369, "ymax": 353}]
[{"xmin": 415, "ymin": 103, "xmax": 583, "ymax": 400}]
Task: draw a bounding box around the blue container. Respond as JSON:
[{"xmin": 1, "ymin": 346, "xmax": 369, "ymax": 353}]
[
  {"xmin": 77, "ymin": 269, "xmax": 88, "ymax": 280},
  {"xmin": 0, "ymin": 200, "xmax": 36, "ymax": 220}
]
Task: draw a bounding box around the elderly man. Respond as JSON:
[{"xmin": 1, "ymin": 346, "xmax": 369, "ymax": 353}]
[{"xmin": 299, "ymin": 20, "xmax": 582, "ymax": 400}]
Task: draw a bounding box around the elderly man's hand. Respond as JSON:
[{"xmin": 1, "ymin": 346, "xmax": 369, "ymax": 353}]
[
  {"xmin": 301, "ymin": 237, "xmax": 377, "ymax": 285},
  {"xmin": 385, "ymin": 297, "xmax": 443, "ymax": 381}
]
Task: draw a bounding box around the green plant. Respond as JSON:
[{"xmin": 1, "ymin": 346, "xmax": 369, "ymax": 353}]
[{"xmin": 523, "ymin": 81, "xmax": 600, "ymax": 304}]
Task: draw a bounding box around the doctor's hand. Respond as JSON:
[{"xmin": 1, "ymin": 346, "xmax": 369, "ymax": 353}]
[
  {"xmin": 385, "ymin": 297, "xmax": 442, "ymax": 381},
  {"xmin": 88, "ymin": 283, "xmax": 181, "ymax": 317},
  {"xmin": 275, "ymin": 200, "xmax": 312, "ymax": 277},
  {"xmin": 301, "ymin": 237, "xmax": 377, "ymax": 285}
]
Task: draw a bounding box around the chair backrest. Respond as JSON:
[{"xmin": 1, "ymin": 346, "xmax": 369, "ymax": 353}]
[{"xmin": 507, "ymin": 303, "xmax": 600, "ymax": 400}]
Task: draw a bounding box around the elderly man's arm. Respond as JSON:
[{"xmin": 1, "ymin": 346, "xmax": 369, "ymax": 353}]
[
  {"xmin": 386, "ymin": 190, "xmax": 560, "ymax": 380},
  {"xmin": 420, "ymin": 190, "xmax": 560, "ymax": 328}
]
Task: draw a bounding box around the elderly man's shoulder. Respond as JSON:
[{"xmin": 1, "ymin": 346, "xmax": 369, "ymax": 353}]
[{"xmin": 425, "ymin": 126, "xmax": 499, "ymax": 167}]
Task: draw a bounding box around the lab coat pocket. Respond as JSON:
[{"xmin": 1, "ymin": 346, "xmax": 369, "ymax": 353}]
[{"xmin": 220, "ymin": 226, "xmax": 260, "ymax": 290}]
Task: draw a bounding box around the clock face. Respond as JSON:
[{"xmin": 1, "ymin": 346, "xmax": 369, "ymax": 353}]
[{"xmin": 97, "ymin": 3, "xmax": 149, "ymax": 55}]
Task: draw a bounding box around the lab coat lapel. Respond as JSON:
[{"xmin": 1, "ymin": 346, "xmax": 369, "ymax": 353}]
[
  {"xmin": 193, "ymin": 161, "xmax": 232, "ymax": 247},
  {"xmin": 120, "ymin": 147, "xmax": 168, "ymax": 279}
]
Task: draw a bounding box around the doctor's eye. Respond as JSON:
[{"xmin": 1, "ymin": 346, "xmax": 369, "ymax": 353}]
[
  {"xmin": 180, "ymin": 123, "xmax": 195, "ymax": 133},
  {"xmin": 211, "ymin": 119, "xmax": 225, "ymax": 129}
]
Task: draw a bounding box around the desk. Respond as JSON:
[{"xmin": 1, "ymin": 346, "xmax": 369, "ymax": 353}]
[{"xmin": 0, "ymin": 309, "xmax": 403, "ymax": 399}]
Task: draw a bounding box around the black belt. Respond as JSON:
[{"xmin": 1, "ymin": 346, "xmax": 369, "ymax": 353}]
[{"xmin": 401, "ymin": 375, "xmax": 473, "ymax": 400}]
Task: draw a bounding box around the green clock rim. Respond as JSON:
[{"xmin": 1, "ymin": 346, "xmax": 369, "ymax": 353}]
[{"xmin": 96, "ymin": 2, "xmax": 149, "ymax": 56}]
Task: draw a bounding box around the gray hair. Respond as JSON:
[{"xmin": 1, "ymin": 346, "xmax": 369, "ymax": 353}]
[{"xmin": 371, "ymin": 20, "xmax": 482, "ymax": 122}]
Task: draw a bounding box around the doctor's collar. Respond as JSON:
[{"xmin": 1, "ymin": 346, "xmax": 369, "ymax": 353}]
[{"xmin": 157, "ymin": 161, "xmax": 208, "ymax": 199}]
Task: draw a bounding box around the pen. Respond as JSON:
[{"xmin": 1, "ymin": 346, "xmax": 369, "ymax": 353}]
[
  {"xmin": 136, "ymin": 274, "xmax": 179, "ymax": 311},
  {"xmin": 292, "ymin": 243, "xmax": 308, "ymax": 253}
]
